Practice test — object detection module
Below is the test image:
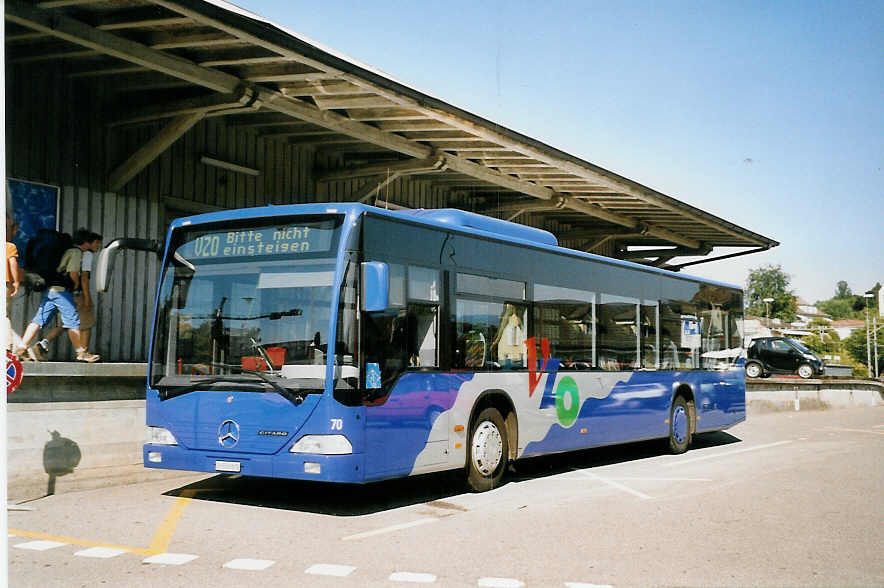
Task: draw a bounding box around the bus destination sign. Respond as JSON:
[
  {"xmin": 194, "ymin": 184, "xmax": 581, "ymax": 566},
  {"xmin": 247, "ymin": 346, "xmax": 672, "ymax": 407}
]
[{"xmin": 181, "ymin": 222, "xmax": 335, "ymax": 261}]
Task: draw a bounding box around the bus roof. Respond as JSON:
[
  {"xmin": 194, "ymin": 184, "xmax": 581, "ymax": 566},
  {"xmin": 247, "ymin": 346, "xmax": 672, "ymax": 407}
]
[{"xmin": 169, "ymin": 203, "xmax": 743, "ymax": 292}]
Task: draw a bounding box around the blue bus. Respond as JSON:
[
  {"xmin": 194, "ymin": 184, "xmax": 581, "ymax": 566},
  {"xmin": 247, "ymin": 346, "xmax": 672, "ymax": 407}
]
[{"xmin": 129, "ymin": 203, "xmax": 744, "ymax": 491}]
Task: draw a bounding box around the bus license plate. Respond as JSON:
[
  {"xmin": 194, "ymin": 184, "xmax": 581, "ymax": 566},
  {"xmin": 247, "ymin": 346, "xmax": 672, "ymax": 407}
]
[{"xmin": 215, "ymin": 460, "xmax": 241, "ymax": 473}]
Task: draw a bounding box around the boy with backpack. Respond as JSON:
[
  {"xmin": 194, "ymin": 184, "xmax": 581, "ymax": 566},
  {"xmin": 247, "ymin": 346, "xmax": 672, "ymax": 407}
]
[
  {"xmin": 34, "ymin": 229, "xmax": 103, "ymax": 358},
  {"xmin": 15, "ymin": 229, "xmax": 100, "ymax": 363}
]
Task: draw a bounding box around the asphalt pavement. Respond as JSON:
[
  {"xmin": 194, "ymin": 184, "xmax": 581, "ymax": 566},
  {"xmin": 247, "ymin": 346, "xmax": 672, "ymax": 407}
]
[{"xmin": 7, "ymin": 406, "xmax": 884, "ymax": 587}]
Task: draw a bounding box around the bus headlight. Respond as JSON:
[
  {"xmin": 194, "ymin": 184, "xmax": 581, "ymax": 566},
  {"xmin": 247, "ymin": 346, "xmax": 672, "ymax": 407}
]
[
  {"xmin": 290, "ymin": 435, "xmax": 352, "ymax": 455},
  {"xmin": 146, "ymin": 426, "xmax": 178, "ymax": 445}
]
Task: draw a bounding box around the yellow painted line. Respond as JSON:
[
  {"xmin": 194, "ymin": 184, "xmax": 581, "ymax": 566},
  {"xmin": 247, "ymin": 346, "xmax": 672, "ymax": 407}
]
[
  {"xmin": 11, "ymin": 488, "xmax": 202, "ymax": 558},
  {"xmin": 146, "ymin": 489, "xmax": 196, "ymax": 555},
  {"xmin": 8, "ymin": 528, "xmax": 152, "ymax": 556}
]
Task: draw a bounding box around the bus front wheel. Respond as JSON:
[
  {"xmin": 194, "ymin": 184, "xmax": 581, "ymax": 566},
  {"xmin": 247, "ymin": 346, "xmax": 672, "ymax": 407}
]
[
  {"xmin": 467, "ymin": 407, "xmax": 508, "ymax": 492},
  {"xmin": 668, "ymin": 396, "xmax": 692, "ymax": 454}
]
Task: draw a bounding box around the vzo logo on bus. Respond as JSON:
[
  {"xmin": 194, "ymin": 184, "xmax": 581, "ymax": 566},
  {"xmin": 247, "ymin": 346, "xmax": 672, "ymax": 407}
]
[{"xmin": 526, "ymin": 337, "xmax": 581, "ymax": 428}]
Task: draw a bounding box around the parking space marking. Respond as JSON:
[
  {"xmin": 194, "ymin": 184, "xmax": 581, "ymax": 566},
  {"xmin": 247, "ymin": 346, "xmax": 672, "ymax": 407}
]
[
  {"xmin": 305, "ymin": 563, "xmax": 356, "ymax": 577},
  {"xmin": 663, "ymin": 440, "xmax": 793, "ymax": 467},
  {"xmin": 143, "ymin": 552, "xmax": 199, "ymax": 565},
  {"xmin": 13, "ymin": 540, "xmax": 68, "ymax": 551},
  {"xmin": 10, "ymin": 489, "xmax": 202, "ymax": 560},
  {"xmin": 574, "ymin": 470, "xmax": 653, "ymax": 500},
  {"xmin": 146, "ymin": 489, "xmax": 196, "ymax": 555},
  {"xmin": 8, "ymin": 529, "xmax": 148, "ymax": 555},
  {"xmin": 478, "ymin": 577, "xmax": 524, "ymax": 587},
  {"xmin": 223, "ymin": 558, "xmax": 275, "ymax": 570},
  {"xmin": 390, "ymin": 571, "xmax": 438, "ymax": 583},
  {"xmin": 341, "ymin": 517, "xmax": 437, "ymax": 541},
  {"xmin": 74, "ymin": 547, "xmax": 127, "ymax": 559}
]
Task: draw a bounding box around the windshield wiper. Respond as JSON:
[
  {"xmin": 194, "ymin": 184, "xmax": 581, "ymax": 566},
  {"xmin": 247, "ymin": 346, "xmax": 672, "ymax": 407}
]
[
  {"xmin": 160, "ymin": 366, "xmax": 304, "ymax": 406},
  {"xmin": 224, "ymin": 364, "xmax": 304, "ymax": 406}
]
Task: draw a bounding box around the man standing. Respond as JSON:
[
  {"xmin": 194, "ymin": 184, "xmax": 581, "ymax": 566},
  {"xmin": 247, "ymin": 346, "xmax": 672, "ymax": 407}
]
[{"xmin": 16, "ymin": 229, "xmax": 100, "ymax": 363}]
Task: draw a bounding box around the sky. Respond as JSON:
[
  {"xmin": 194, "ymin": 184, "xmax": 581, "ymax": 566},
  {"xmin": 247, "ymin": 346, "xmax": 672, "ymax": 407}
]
[{"xmin": 238, "ymin": 0, "xmax": 882, "ymax": 303}]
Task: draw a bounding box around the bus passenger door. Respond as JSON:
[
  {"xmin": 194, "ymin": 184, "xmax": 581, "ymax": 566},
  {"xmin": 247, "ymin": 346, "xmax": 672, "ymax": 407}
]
[{"xmin": 363, "ymin": 304, "xmax": 454, "ymax": 479}]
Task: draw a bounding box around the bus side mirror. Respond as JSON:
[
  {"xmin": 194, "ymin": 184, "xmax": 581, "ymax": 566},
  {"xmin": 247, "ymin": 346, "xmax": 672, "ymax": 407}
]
[
  {"xmin": 94, "ymin": 238, "xmax": 162, "ymax": 293},
  {"xmin": 361, "ymin": 261, "xmax": 389, "ymax": 312}
]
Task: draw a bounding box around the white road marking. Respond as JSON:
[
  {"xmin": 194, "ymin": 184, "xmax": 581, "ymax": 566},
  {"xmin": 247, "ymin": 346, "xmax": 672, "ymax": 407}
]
[
  {"xmin": 825, "ymin": 427, "xmax": 884, "ymax": 436},
  {"xmin": 74, "ymin": 547, "xmax": 126, "ymax": 559},
  {"xmin": 606, "ymin": 477, "xmax": 712, "ymax": 482},
  {"xmin": 478, "ymin": 577, "xmax": 524, "ymax": 587},
  {"xmin": 223, "ymin": 558, "xmax": 275, "ymax": 570},
  {"xmin": 341, "ymin": 517, "xmax": 437, "ymax": 541},
  {"xmin": 143, "ymin": 553, "xmax": 198, "ymax": 565},
  {"xmin": 664, "ymin": 440, "xmax": 793, "ymax": 467},
  {"xmin": 390, "ymin": 571, "xmax": 438, "ymax": 583},
  {"xmin": 576, "ymin": 470, "xmax": 653, "ymax": 500},
  {"xmin": 305, "ymin": 563, "xmax": 356, "ymax": 577},
  {"xmin": 13, "ymin": 540, "xmax": 67, "ymax": 551}
]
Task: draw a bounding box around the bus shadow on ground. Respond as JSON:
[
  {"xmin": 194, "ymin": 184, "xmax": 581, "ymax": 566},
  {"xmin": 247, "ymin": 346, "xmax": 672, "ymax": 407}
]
[{"xmin": 163, "ymin": 431, "xmax": 740, "ymax": 515}]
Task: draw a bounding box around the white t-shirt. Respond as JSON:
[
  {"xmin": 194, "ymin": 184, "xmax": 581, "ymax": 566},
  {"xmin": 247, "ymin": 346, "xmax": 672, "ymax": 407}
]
[{"xmin": 81, "ymin": 250, "xmax": 94, "ymax": 272}]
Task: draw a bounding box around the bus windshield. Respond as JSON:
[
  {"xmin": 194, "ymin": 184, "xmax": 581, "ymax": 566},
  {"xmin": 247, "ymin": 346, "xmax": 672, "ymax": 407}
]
[{"xmin": 150, "ymin": 215, "xmax": 356, "ymax": 392}]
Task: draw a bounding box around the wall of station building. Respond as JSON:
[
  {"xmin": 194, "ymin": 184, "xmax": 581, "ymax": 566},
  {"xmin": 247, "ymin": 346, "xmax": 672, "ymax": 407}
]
[{"xmin": 5, "ymin": 61, "xmax": 455, "ymax": 362}]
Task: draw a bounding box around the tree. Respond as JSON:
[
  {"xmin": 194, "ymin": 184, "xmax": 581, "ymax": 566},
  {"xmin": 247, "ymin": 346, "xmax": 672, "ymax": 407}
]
[
  {"xmin": 835, "ymin": 280, "xmax": 852, "ymax": 299},
  {"xmin": 746, "ymin": 265, "xmax": 797, "ymax": 322},
  {"xmin": 816, "ymin": 280, "xmax": 868, "ymax": 320},
  {"xmin": 843, "ymin": 328, "xmax": 870, "ymax": 368},
  {"xmin": 818, "ymin": 297, "xmax": 861, "ymax": 320}
]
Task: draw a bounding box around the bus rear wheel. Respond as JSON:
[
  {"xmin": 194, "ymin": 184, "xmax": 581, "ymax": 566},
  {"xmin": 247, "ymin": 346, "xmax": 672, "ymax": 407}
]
[
  {"xmin": 669, "ymin": 396, "xmax": 692, "ymax": 454},
  {"xmin": 467, "ymin": 407, "xmax": 508, "ymax": 492}
]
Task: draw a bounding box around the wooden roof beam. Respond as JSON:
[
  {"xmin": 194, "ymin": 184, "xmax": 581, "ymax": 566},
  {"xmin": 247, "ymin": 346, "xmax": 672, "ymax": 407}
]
[
  {"xmin": 316, "ymin": 156, "xmax": 447, "ymax": 182},
  {"xmin": 289, "ymin": 134, "xmax": 364, "ymax": 146},
  {"xmin": 95, "ymin": 6, "xmax": 193, "ymax": 31},
  {"xmin": 313, "ymin": 95, "xmax": 396, "ymax": 110},
  {"xmin": 108, "ymin": 86, "xmax": 256, "ymax": 126},
  {"xmin": 6, "ymin": 0, "xmax": 240, "ymax": 93},
  {"xmin": 108, "ymin": 112, "xmax": 205, "ymax": 191},
  {"xmin": 279, "ymin": 80, "xmax": 364, "ymax": 97},
  {"xmin": 149, "ymin": 32, "xmax": 243, "ymax": 50},
  {"xmin": 374, "ymin": 120, "xmax": 456, "ymax": 132},
  {"xmin": 37, "ymin": 0, "xmax": 105, "ymax": 7}
]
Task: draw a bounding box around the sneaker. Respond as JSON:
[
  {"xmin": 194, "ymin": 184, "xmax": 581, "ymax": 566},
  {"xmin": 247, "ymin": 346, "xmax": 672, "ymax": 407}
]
[
  {"xmin": 76, "ymin": 352, "xmax": 100, "ymax": 363},
  {"xmin": 31, "ymin": 345, "xmax": 47, "ymax": 361},
  {"xmin": 13, "ymin": 346, "xmax": 28, "ymax": 361},
  {"xmin": 37, "ymin": 339, "xmax": 49, "ymax": 353}
]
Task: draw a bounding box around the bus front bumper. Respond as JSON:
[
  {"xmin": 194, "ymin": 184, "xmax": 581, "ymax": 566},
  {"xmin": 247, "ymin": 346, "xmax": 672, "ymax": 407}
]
[{"xmin": 143, "ymin": 444, "xmax": 366, "ymax": 483}]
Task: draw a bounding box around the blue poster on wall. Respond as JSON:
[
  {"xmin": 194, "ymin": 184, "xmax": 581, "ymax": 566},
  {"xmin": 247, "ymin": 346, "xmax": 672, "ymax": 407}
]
[{"xmin": 7, "ymin": 179, "xmax": 59, "ymax": 266}]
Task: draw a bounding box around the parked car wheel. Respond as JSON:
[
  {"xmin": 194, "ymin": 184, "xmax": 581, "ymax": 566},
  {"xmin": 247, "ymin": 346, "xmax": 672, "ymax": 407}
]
[
  {"xmin": 745, "ymin": 361, "xmax": 763, "ymax": 379},
  {"xmin": 797, "ymin": 364, "xmax": 814, "ymax": 379}
]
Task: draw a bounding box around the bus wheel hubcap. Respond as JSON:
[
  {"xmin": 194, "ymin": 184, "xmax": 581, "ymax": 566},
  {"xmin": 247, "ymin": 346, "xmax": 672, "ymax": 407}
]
[
  {"xmin": 472, "ymin": 421, "xmax": 503, "ymax": 476},
  {"xmin": 673, "ymin": 406, "xmax": 687, "ymax": 444}
]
